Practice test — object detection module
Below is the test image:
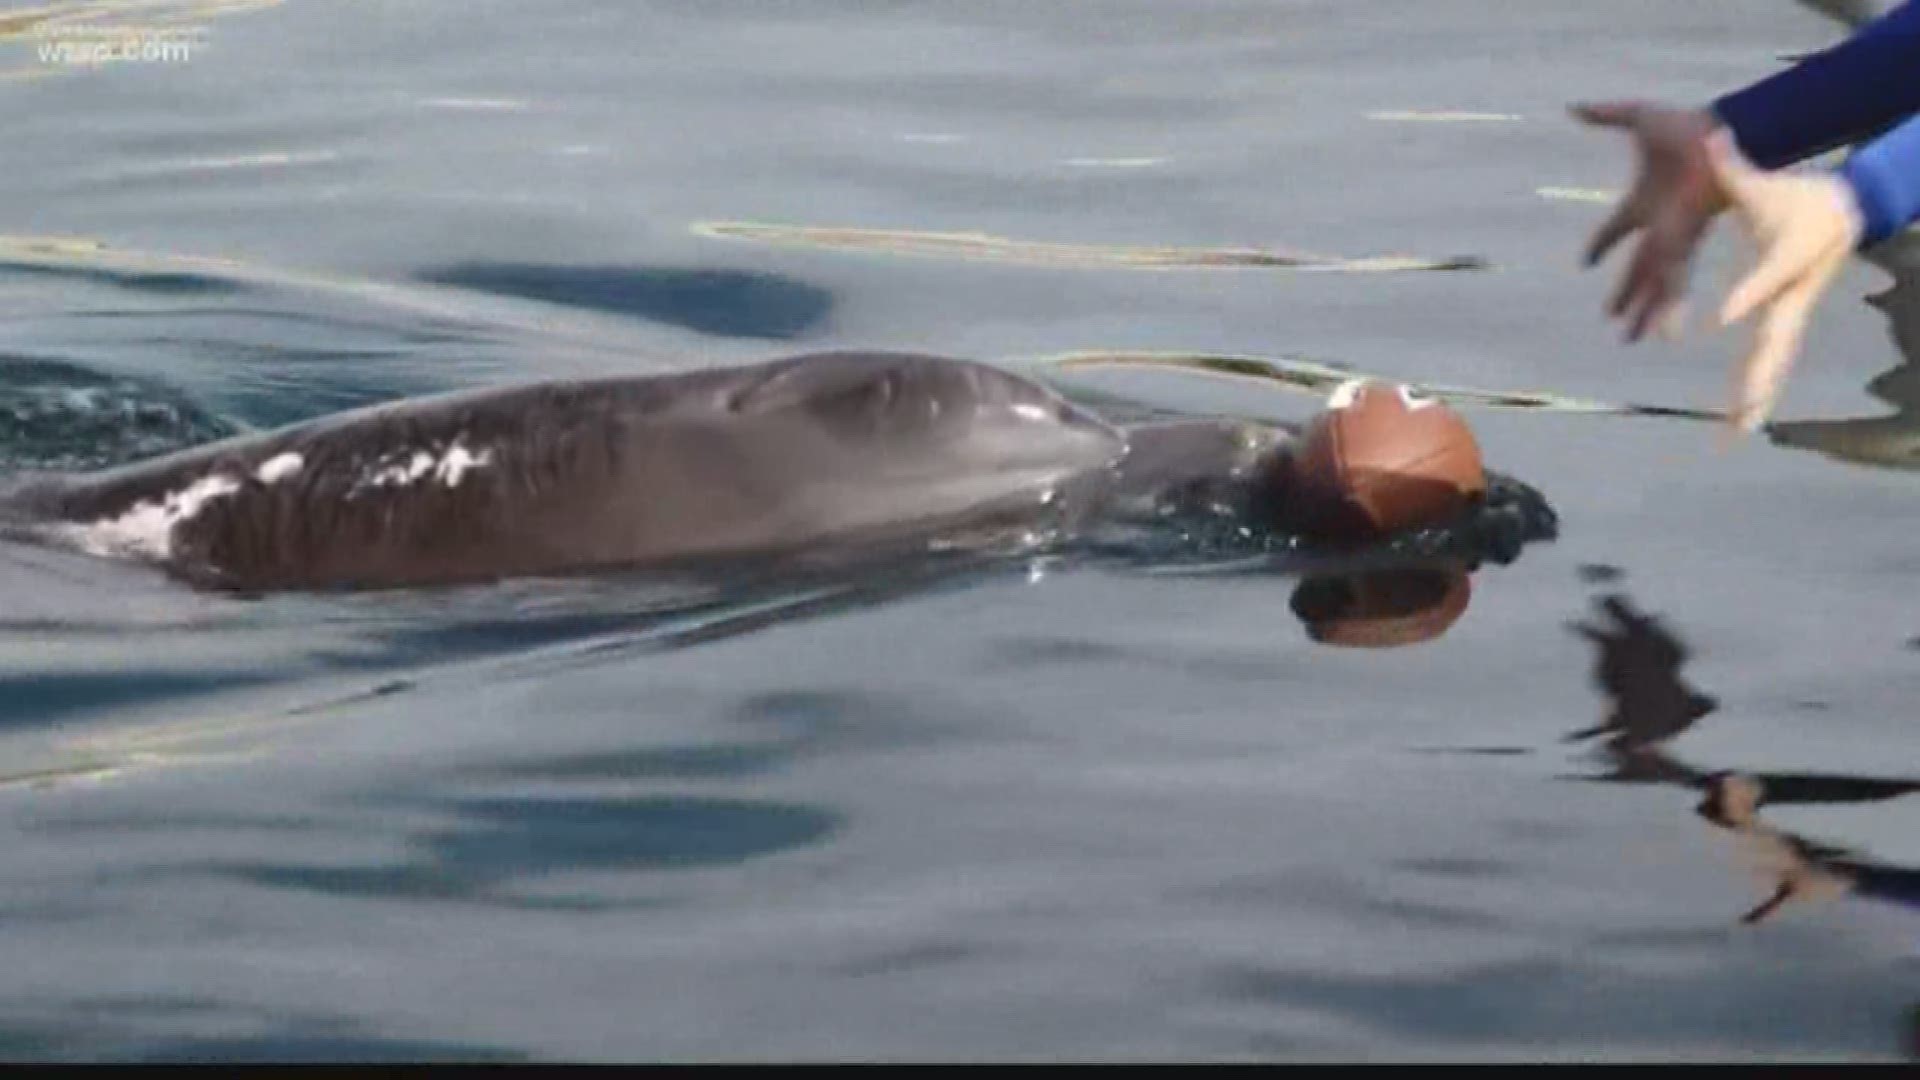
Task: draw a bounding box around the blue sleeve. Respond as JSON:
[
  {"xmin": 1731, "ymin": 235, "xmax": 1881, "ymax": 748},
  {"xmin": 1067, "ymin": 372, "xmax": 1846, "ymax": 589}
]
[
  {"xmin": 1840, "ymin": 111, "xmax": 1920, "ymax": 244},
  {"xmin": 1713, "ymin": 0, "xmax": 1920, "ymax": 169}
]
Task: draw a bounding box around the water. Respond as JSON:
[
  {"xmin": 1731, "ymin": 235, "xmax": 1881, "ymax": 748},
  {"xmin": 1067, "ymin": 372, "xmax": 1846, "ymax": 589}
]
[{"xmin": 0, "ymin": 0, "xmax": 1916, "ymax": 1061}]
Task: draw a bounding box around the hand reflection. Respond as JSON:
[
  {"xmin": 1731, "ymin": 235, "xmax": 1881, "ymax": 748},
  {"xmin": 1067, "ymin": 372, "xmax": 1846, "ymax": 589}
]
[{"xmin": 1568, "ymin": 591, "xmax": 1920, "ymax": 929}]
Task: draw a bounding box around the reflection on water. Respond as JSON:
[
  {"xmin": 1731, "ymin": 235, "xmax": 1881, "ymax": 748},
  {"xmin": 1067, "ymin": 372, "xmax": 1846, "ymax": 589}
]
[
  {"xmin": 1569, "ymin": 590, "xmax": 1920, "ymax": 1054},
  {"xmin": 211, "ymin": 795, "xmax": 844, "ymax": 907},
  {"xmin": 1290, "ymin": 564, "xmax": 1471, "ymax": 649},
  {"xmin": 1770, "ymin": 251, "xmax": 1920, "ymax": 470},
  {"xmin": 0, "ymin": 235, "xmax": 684, "ymax": 372},
  {"xmin": 1569, "ymin": 591, "xmax": 1920, "ymax": 920},
  {"xmin": 1565, "ymin": 595, "xmax": 1718, "ymax": 781},
  {"xmin": 693, "ymin": 220, "xmax": 1489, "ymax": 273},
  {"xmin": 415, "ymin": 263, "xmax": 835, "ymax": 340}
]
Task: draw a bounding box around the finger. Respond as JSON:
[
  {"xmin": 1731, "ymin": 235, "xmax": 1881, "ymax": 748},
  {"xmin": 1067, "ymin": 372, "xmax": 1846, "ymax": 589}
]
[
  {"xmin": 1733, "ymin": 238, "xmax": 1851, "ymax": 429},
  {"xmin": 1657, "ymin": 296, "xmax": 1691, "ymax": 342},
  {"xmin": 1733, "ymin": 324, "xmax": 1795, "ymax": 433},
  {"xmin": 1733, "ymin": 300, "xmax": 1811, "ymax": 431},
  {"xmin": 1584, "ymin": 199, "xmax": 1640, "ymax": 267},
  {"xmin": 1650, "ymin": 248, "xmax": 1698, "ymax": 341},
  {"xmin": 1613, "ymin": 237, "xmax": 1671, "ymax": 328},
  {"xmin": 1659, "ymin": 255, "xmax": 1697, "ymax": 342},
  {"xmin": 1607, "ymin": 234, "xmax": 1659, "ymax": 317},
  {"xmin": 1607, "ymin": 264, "xmax": 1639, "ymax": 319},
  {"xmin": 1627, "ymin": 275, "xmax": 1673, "ymax": 342},
  {"xmin": 1624, "ymin": 250, "xmax": 1681, "ymax": 341},
  {"xmin": 1571, "ymin": 101, "xmax": 1642, "ymax": 129},
  {"xmin": 1721, "ymin": 242, "xmax": 1805, "ymax": 326}
]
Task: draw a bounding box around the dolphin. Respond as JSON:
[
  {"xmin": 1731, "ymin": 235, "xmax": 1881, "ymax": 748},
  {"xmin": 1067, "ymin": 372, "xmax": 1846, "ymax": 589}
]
[{"xmin": 0, "ymin": 352, "xmax": 1128, "ymax": 592}]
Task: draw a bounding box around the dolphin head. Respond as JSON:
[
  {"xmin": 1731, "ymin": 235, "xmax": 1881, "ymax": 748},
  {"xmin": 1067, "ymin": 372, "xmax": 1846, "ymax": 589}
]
[
  {"xmin": 909, "ymin": 356, "xmax": 1123, "ymax": 474},
  {"xmin": 673, "ymin": 352, "xmax": 1129, "ymax": 551}
]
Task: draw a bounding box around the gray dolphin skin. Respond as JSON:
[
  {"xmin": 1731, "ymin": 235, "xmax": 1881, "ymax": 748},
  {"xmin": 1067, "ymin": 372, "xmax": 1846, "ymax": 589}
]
[{"xmin": 0, "ymin": 352, "xmax": 1142, "ymax": 592}]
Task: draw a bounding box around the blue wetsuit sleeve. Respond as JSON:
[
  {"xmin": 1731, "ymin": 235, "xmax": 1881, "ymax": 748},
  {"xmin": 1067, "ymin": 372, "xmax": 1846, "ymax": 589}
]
[
  {"xmin": 1840, "ymin": 111, "xmax": 1920, "ymax": 244},
  {"xmin": 1712, "ymin": 0, "xmax": 1920, "ymax": 169}
]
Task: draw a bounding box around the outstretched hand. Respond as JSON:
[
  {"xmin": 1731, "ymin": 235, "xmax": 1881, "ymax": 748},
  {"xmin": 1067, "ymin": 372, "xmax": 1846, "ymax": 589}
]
[
  {"xmin": 1573, "ymin": 102, "xmax": 1727, "ymax": 341},
  {"xmin": 1705, "ymin": 132, "xmax": 1863, "ymax": 432}
]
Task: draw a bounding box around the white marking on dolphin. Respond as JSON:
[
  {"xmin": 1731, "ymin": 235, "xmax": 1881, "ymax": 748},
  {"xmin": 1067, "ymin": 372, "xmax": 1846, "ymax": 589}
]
[
  {"xmin": 58, "ymin": 473, "xmax": 241, "ymax": 560},
  {"xmin": 255, "ymin": 452, "xmax": 303, "ymax": 484},
  {"xmin": 364, "ymin": 450, "xmax": 436, "ymax": 490},
  {"xmin": 433, "ymin": 444, "xmax": 493, "ymax": 487}
]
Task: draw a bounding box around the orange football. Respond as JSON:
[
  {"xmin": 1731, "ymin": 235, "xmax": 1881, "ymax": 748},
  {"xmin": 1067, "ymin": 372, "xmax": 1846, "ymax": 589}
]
[{"xmin": 1291, "ymin": 380, "xmax": 1485, "ymax": 540}]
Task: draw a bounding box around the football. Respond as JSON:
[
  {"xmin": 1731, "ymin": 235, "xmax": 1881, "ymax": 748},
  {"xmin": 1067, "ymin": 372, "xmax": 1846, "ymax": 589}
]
[{"xmin": 1289, "ymin": 379, "xmax": 1486, "ymax": 540}]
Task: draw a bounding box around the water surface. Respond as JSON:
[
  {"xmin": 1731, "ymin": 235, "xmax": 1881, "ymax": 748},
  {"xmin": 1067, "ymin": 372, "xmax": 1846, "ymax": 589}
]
[{"xmin": 0, "ymin": 0, "xmax": 1917, "ymax": 1061}]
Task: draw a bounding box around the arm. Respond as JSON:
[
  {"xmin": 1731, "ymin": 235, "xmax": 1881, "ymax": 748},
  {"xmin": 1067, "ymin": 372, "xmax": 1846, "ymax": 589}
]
[
  {"xmin": 1839, "ymin": 107, "xmax": 1920, "ymax": 244},
  {"xmin": 1715, "ymin": 0, "xmax": 1920, "ymax": 170},
  {"xmin": 1576, "ymin": 1, "xmax": 1920, "ymax": 338}
]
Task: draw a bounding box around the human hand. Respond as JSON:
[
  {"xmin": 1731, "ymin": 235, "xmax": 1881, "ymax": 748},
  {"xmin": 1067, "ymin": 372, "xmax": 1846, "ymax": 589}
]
[
  {"xmin": 1706, "ymin": 131, "xmax": 1863, "ymax": 432},
  {"xmin": 1574, "ymin": 102, "xmax": 1728, "ymax": 341}
]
